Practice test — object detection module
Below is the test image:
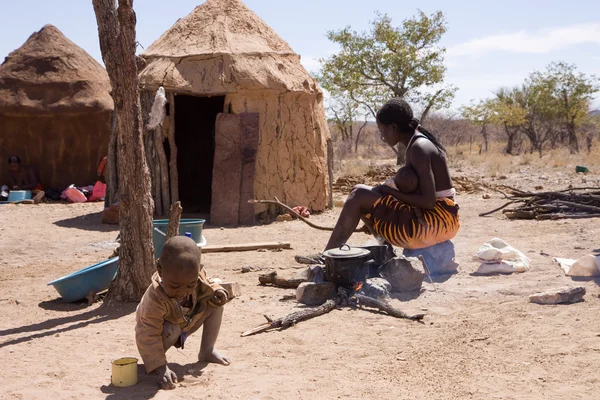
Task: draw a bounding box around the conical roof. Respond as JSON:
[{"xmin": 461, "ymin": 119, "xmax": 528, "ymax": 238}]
[
  {"xmin": 0, "ymin": 24, "xmax": 113, "ymax": 115},
  {"xmin": 143, "ymin": 0, "xmax": 294, "ymax": 58},
  {"xmin": 139, "ymin": 0, "xmax": 319, "ymax": 94}
]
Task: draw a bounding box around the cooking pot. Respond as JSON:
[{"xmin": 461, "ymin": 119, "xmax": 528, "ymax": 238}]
[
  {"xmin": 357, "ymin": 245, "xmax": 393, "ymax": 277},
  {"xmin": 322, "ymin": 244, "xmax": 375, "ymax": 286}
]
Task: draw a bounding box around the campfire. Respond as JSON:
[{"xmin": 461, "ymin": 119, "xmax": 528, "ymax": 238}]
[{"xmin": 242, "ymin": 245, "xmax": 426, "ymax": 337}]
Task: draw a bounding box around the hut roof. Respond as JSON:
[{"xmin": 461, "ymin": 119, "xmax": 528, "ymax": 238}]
[
  {"xmin": 143, "ymin": 0, "xmax": 294, "ymax": 58},
  {"xmin": 0, "ymin": 24, "xmax": 113, "ymax": 115},
  {"xmin": 139, "ymin": 0, "xmax": 319, "ymax": 94}
]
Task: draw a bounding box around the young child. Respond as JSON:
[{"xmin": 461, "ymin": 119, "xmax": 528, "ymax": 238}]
[
  {"xmin": 381, "ymin": 166, "xmax": 426, "ymax": 225},
  {"xmin": 135, "ymin": 236, "xmax": 230, "ymax": 390}
]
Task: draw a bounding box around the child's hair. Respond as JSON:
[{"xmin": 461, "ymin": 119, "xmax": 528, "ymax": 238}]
[
  {"xmin": 8, "ymin": 155, "xmax": 21, "ymax": 164},
  {"xmin": 376, "ymin": 98, "xmax": 446, "ymax": 155},
  {"xmin": 159, "ymin": 236, "xmax": 201, "ymax": 273}
]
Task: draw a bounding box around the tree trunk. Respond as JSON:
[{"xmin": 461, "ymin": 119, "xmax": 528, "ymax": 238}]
[
  {"xmin": 481, "ymin": 124, "xmax": 489, "ymax": 153},
  {"xmin": 326, "ymin": 138, "xmax": 334, "ymax": 209},
  {"xmin": 354, "ymin": 119, "xmax": 369, "ymax": 153},
  {"xmin": 567, "ymin": 120, "xmax": 579, "ymax": 154},
  {"xmin": 93, "ymin": 0, "xmax": 155, "ymax": 302},
  {"xmin": 154, "ymin": 126, "xmax": 170, "ymax": 216},
  {"xmin": 105, "ymin": 109, "xmax": 119, "ymax": 207},
  {"xmin": 167, "ymin": 92, "xmax": 179, "ymax": 205}
]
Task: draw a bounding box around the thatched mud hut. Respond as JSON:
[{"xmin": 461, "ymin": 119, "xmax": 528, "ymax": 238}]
[
  {"xmin": 0, "ymin": 25, "xmax": 113, "ymax": 190},
  {"xmin": 137, "ymin": 0, "xmax": 331, "ymax": 225}
]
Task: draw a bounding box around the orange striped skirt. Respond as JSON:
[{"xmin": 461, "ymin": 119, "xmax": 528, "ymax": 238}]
[{"xmin": 364, "ymin": 195, "xmax": 460, "ymax": 250}]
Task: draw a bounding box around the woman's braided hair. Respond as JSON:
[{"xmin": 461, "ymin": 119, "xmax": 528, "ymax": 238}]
[{"xmin": 376, "ymin": 98, "xmax": 446, "ymax": 155}]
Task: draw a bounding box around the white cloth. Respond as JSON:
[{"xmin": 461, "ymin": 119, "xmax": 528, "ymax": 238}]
[{"xmin": 435, "ymin": 188, "xmax": 456, "ymax": 198}]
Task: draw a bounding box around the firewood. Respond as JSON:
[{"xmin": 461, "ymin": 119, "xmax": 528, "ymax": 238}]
[
  {"xmin": 350, "ymin": 294, "xmax": 425, "ymax": 321},
  {"xmin": 258, "ymin": 271, "xmax": 306, "ymax": 289},
  {"xmin": 241, "ymin": 299, "xmax": 337, "ymax": 337}
]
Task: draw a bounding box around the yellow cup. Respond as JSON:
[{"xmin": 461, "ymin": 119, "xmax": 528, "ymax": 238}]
[{"xmin": 111, "ymin": 357, "xmax": 138, "ymax": 387}]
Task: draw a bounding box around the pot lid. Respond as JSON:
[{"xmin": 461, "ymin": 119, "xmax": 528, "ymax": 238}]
[{"xmin": 322, "ymin": 244, "xmax": 370, "ymax": 259}]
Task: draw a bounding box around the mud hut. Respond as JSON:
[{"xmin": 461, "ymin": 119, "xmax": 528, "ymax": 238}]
[
  {"xmin": 137, "ymin": 0, "xmax": 331, "ymax": 225},
  {"xmin": 0, "ymin": 25, "xmax": 113, "ymax": 191}
]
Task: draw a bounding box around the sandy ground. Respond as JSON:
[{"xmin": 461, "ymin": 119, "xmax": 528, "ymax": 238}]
[{"xmin": 1, "ymin": 169, "xmax": 599, "ymax": 400}]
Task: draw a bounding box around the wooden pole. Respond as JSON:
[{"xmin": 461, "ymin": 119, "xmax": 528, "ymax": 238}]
[{"xmin": 167, "ymin": 92, "xmax": 179, "ymax": 205}]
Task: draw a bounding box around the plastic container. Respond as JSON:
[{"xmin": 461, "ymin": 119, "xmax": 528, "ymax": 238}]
[
  {"xmin": 7, "ymin": 190, "xmax": 32, "ymax": 202},
  {"xmin": 575, "ymin": 166, "xmax": 590, "ymax": 173},
  {"xmin": 47, "ymin": 257, "xmax": 119, "ymax": 302},
  {"xmin": 111, "ymin": 357, "xmax": 138, "ymax": 387},
  {"xmin": 152, "ymin": 219, "xmax": 206, "ymax": 257}
]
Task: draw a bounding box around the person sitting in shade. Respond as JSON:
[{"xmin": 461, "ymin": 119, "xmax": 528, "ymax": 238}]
[{"xmin": 1, "ymin": 155, "xmax": 44, "ymax": 202}]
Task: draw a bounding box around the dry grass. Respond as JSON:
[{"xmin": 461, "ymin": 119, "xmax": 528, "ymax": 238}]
[{"xmin": 334, "ymin": 137, "xmax": 600, "ymax": 181}]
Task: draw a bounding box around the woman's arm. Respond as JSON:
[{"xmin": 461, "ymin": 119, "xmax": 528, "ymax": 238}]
[{"xmin": 379, "ymin": 145, "xmax": 437, "ymax": 209}]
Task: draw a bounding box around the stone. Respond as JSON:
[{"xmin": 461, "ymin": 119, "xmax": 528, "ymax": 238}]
[
  {"xmin": 241, "ymin": 265, "xmax": 262, "ymax": 273},
  {"xmin": 482, "ymin": 193, "xmax": 491, "ymax": 199},
  {"xmin": 378, "ymin": 256, "xmax": 424, "ymax": 292},
  {"xmin": 220, "ymin": 282, "xmax": 242, "ymax": 299},
  {"xmin": 276, "ymin": 214, "xmax": 293, "ymax": 222},
  {"xmin": 528, "ymin": 286, "xmax": 586, "ymax": 305},
  {"xmin": 307, "ymin": 265, "xmax": 325, "ymax": 283},
  {"xmin": 403, "ymin": 241, "xmax": 458, "ymax": 275},
  {"xmin": 360, "ymin": 278, "xmax": 391, "ymax": 299},
  {"xmin": 296, "ymin": 282, "xmax": 337, "ymax": 306}
]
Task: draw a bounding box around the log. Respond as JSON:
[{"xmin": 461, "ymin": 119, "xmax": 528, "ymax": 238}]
[
  {"xmin": 241, "ymin": 299, "xmax": 337, "ymax": 337},
  {"xmin": 165, "ymin": 201, "xmax": 182, "ymax": 241},
  {"xmin": 351, "ymin": 294, "xmax": 425, "ymax": 321},
  {"xmin": 167, "ymin": 92, "xmax": 179, "ymax": 204},
  {"xmin": 258, "ymin": 271, "xmax": 306, "ymax": 289},
  {"xmin": 202, "ymin": 242, "xmax": 291, "ymax": 253}
]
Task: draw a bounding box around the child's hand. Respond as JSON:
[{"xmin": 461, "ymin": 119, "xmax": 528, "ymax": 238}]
[
  {"xmin": 211, "ymin": 289, "xmax": 228, "ymax": 306},
  {"xmin": 157, "ymin": 365, "xmax": 177, "ymax": 390}
]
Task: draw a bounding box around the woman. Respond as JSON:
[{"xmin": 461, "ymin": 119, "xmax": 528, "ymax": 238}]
[{"xmin": 324, "ymin": 98, "xmax": 459, "ymax": 252}]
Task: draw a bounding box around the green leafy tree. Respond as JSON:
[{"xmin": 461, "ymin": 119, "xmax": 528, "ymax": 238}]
[
  {"xmin": 316, "ymin": 11, "xmax": 456, "ymax": 161},
  {"xmin": 460, "ymin": 99, "xmax": 496, "ymax": 152},
  {"xmin": 531, "ymin": 62, "xmax": 599, "ymax": 153}
]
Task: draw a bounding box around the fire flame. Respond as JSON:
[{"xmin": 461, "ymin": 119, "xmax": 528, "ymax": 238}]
[{"xmin": 353, "ymin": 282, "xmax": 364, "ymax": 292}]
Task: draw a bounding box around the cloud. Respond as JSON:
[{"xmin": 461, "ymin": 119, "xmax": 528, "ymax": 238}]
[{"xmin": 447, "ymin": 22, "xmax": 600, "ymax": 57}]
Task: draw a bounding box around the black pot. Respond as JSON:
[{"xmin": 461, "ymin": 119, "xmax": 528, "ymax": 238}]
[
  {"xmin": 357, "ymin": 245, "xmax": 392, "ymax": 277},
  {"xmin": 322, "ymin": 245, "xmax": 375, "ymax": 286}
]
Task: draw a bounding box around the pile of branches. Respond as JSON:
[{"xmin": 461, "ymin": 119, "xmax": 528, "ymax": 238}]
[{"xmin": 480, "ymin": 187, "xmax": 600, "ymax": 220}]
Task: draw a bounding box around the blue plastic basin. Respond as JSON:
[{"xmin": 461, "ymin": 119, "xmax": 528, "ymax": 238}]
[
  {"xmin": 153, "ymin": 219, "xmax": 205, "ymax": 258},
  {"xmin": 47, "ymin": 257, "xmax": 119, "ymax": 302},
  {"xmin": 7, "ymin": 190, "xmax": 31, "ymax": 202}
]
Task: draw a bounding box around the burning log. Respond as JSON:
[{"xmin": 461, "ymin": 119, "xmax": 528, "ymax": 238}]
[
  {"xmin": 258, "ymin": 271, "xmax": 307, "ymax": 289},
  {"xmin": 242, "ymin": 286, "xmax": 425, "ymax": 337},
  {"xmin": 241, "ymin": 299, "xmax": 337, "ymax": 337},
  {"xmin": 350, "ymin": 294, "xmax": 425, "ymax": 321}
]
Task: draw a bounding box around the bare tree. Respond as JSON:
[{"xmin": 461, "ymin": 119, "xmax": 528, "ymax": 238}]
[{"xmin": 93, "ymin": 0, "xmax": 155, "ymax": 302}]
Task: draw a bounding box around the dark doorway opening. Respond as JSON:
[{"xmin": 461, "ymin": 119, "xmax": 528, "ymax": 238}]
[{"xmin": 174, "ymin": 95, "xmax": 225, "ymax": 219}]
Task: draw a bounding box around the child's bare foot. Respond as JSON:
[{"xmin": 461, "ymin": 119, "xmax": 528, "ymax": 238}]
[{"xmin": 198, "ymin": 349, "xmax": 231, "ymax": 366}]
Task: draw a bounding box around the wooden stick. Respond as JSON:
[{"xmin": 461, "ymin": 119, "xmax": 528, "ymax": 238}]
[
  {"xmin": 536, "ymin": 213, "xmax": 600, "ymax": 220},
  {"xmin": 552, "ymin": 200, "xmax": 600, "ymax": 213},
  {"xmin": 258, "ymin": 271, "xmax": 306, "ymax": 289},
  {"xmin": 202, "ymin": 241, "xmax": 291, "ymax": 253},
  {"xmin": 167, "ymin": 92, "xmax": 179, "ymax": 204},
  {"xmin": 165, "ymin": 201, "xmax": 182, "ymax": 241},
  {"xmin": 249, "ymin": 198, "xmax": 365, "ymax": 232},
  {"xmin": 351, "ymin": 294, "xmax": 425, "ymax": 321},
  {"xmin": 241, "ymin": 299, "xmax": 337, "ymax": 337},
  {"xmin": 479, "ymin": 201, "xmax": 518, "ymax": 217},
  {"xmin": 154, "ymin": 126, "xmax": 171, "ymax": 216}
]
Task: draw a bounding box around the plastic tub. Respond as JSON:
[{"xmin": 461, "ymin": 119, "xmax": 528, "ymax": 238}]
[
  {"xmin": 7, "ymin": 190, "xmax": 32, "ymax": 202},
  {"xmin": 111, "ymin": 357, "xmax": 138, "ymax": 387},
  {"xmin": 153, "ymin": 219, "xmax": 206, "ymax": 258},
  {"xmin": 47, "ymin": 257, "xmax": 119, "ymax": 302}
]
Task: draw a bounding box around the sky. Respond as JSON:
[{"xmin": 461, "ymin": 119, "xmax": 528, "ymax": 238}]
[{"xmin": 1, "ymin": 0, "xmax": 599, "ymax": 111}]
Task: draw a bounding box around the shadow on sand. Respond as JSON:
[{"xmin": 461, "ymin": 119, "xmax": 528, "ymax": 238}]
[{"xmin": 54, "ymin": 210, "xmax": 118, "ymax": 232}]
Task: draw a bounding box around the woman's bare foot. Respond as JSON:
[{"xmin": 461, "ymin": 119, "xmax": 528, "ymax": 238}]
[{"xmin": 198, "ymin": 349, "xmax": 231, "ymax": 366}]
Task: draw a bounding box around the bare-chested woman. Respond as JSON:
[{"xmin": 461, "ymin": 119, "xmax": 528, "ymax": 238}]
[{"xmin": 324, "ymin": 98, "xmax": 460, "ymax": 252}]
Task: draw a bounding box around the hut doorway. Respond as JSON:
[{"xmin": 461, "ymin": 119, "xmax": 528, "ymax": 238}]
[{"xmin": 174, "ymin": 94, "xmax": 225, "ymax": 217}]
